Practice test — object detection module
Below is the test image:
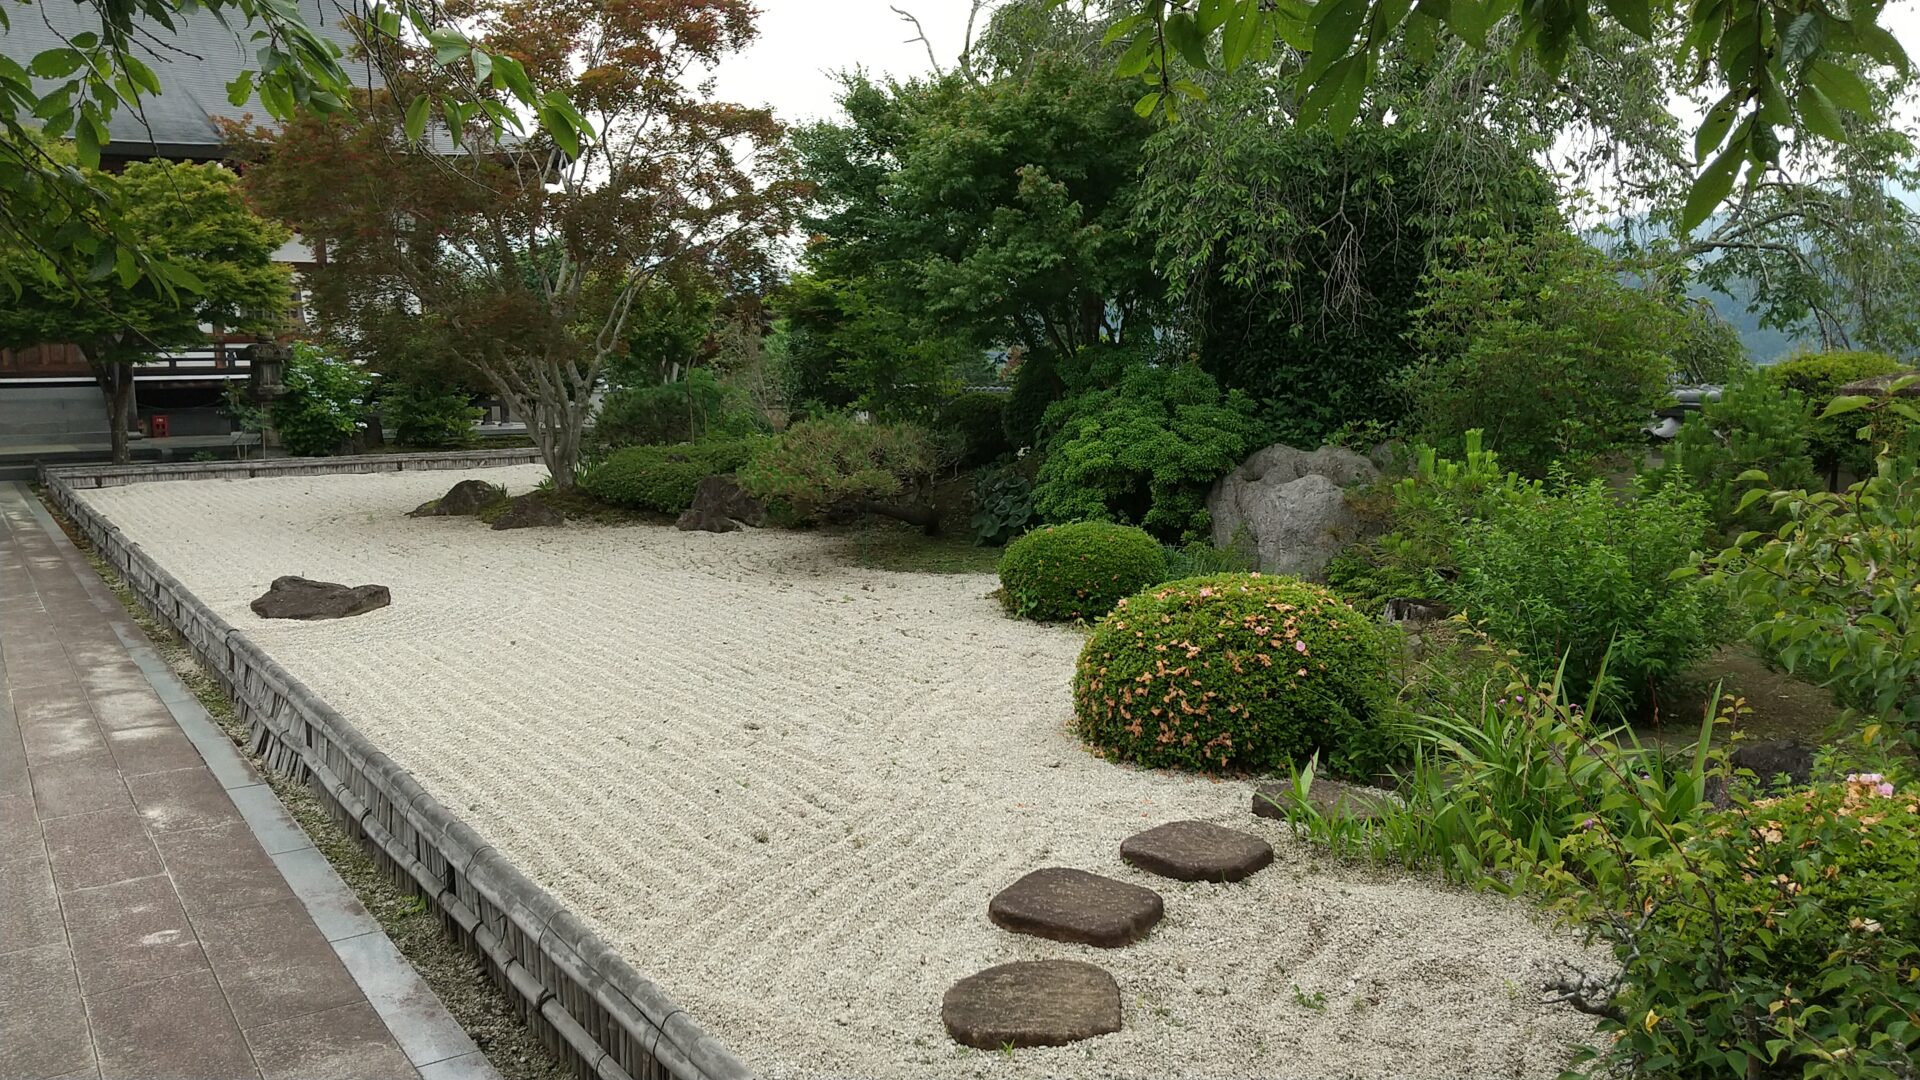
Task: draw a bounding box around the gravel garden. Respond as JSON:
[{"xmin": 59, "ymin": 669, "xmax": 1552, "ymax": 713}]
[{"xmin": 77, "ymin": 466, "xmax": 1607, "ymax": 1079}]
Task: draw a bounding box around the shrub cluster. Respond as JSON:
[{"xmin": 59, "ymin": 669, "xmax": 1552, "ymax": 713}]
[
  {"xmin": 997, "ymin": 521, "xmax": 1167, "ymax": 622},
  {"xmin": 1651, "ymin": 367, "xmax": 1816, "ymax": 540},
  {"xmin": 1074, "ymin": 574, "xmax": 1397, "ymax": 776},
  {"xmin": 1765, "ymin": 350, "xmax": 1908, "ymax": 484},
  {"xmin": 382, "ymin": 380, "xmax": 480, "ymax": 449},
  {"xmin": 272, "ymin": 343, "xmax": 370, "ymax": 457},
  {"xmin": 591, "ymin": 369, "xmax": 765, "ymax": 452},
  {"xmin": 939, "ymin": 391, "xmax": 1012, "ymax": 467},
  {"xmin": 579, "ymin": 435, "xmax": 769, "ymax": 513},
  {"xmin": 736, "ymin": 417, "xmax": 939, "ymax": 528}
]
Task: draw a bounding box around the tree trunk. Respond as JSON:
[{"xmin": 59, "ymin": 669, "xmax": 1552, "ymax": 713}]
[{"xmin": 86, "ymin": 355, "xmax": 134, "ymax": 465}]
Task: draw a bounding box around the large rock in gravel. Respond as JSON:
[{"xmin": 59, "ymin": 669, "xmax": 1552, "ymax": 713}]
[
  {"xmin": 1207, "ymin": 443, "xmax": 1383, "ymax": 581},
  {"xmin": 987, "ymin": 867, "xmax": 1163, "ymax": 948},
  {"xmin": 490, "ymin": 494, "xmax": 565, "ymax": 531},
  {"xmin": 675, "ymin": 475, "xmax": 766, "ymax": 533},
  {"xmin": 942, "ymin": 960, "xmax": 1122, "ymax": 1050},
  {"xmin": 250, "ymin": 576, "xmax": 390, "ymax": 621},
  {"xmin": 1120, "ymin": 820, "xmax": 1274, "ymax": 883},
  {"xmin": 409, "ymin": 479, "xmax": 505, "ymax": 518},
  {"xmin": 1253, "ymin": 778, "xmax": 1398, "ymax": 823}
]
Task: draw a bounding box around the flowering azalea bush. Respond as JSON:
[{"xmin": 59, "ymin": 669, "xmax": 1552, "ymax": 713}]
[
  {"xmin": 1073, "ymin": 574, "xmax": 1397, "ymax": 775},
  {"xmin": 1575, "ymin": 773, "xmax": 1920, "ymax": 1079}
]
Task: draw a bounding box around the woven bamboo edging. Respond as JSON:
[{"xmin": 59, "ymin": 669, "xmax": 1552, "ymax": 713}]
[{"xmin": 41, "ymin": 456, "xmax": 751, "ymax": 1080}]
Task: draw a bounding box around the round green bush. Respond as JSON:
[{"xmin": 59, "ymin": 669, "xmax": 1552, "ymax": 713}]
[
  {"xmin": 997, "ymin": 522, "xmax": 1168, "ymax": 622},
  {"xmin": 1073, "ymin": 574, "xmax": 1397, "ymax": 775}
]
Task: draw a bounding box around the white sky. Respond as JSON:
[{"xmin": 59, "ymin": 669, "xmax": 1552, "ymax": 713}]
[{"xmin": 711, "ymin": 0, "xmax": 1920, "ymax": 128}]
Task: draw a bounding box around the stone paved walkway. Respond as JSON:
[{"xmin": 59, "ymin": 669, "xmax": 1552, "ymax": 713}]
[{"xmin": 0, "ymin": 482, "xmax": 494, "ymax": 1080}]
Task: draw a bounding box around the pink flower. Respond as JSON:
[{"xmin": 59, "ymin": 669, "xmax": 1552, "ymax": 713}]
[
  {"xmin": 1879, "ymin": 782, "xmax": 1897, "ymax": 797},
  {"xmin": 1294, "ymin": 640, "xmax": 1308, "ymax": 654},
  {"xmin": 1198, "ymin": 587, "xmax": 1214, "ymax": 598}
]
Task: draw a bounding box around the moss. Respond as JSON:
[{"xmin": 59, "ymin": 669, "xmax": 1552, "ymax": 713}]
[
  {"xmin": 996, "ymin": 521, "xmax": 1169, "ymax": 622},
  {"xmin": 1073, "ymin": 573, "xmax": 1398, "ymax": 776}
]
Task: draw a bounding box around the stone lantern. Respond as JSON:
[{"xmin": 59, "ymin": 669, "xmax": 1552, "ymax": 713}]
[{"xmin": 245, "ymin": 343, "xmax": 292, "ymax": 454}]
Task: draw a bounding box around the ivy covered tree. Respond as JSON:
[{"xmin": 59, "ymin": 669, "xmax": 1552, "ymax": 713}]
[
  {"xmin": 0, "ymin": 153, "xmax": 289, "ymax": 463},
  {"xmin": 237, "ymin": 0, "xmax": 801, "ymax": 490}
]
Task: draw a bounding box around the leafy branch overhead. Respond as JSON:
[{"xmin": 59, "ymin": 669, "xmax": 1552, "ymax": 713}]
[
  {"xmin": 0, "ymin": 0, "xmax": 589, "ymax": 294},
  {"xmin": 1079, "ymin": 0, "xmax": 1911, "ymax": 228}
]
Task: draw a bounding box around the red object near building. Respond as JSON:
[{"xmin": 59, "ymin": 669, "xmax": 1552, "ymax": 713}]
[{"xmin": 149, "ymin": 415, "xmax": 170, "ymax": 438}]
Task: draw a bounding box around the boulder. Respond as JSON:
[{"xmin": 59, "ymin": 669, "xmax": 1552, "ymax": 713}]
[
  {"xmin": 1708, "ymin": 739, "xmax": 1818, "ymax": 807},
  {"xmin": 250, "ymin": 576, "xmax": 390, "ymax": 621},
  {"xmin": 942, "ymin": 960, "xmax": 1122, "ymax": 1049},
  {"xmin": 1207, "ymin": 444, "xmax": 1383, "ymax": 580},
  {"xmin": 1253, "ymin": 778, "xmax": 1398, "ymax": 823},
  {"xmin": 1120, "ymin": 821, "xmax": 1274, "ymax": 883},
  {"xmin": 490, "ymin": 494, "xmax": 565, "ymax": 531},
  {"xmin": 409, "ymin": 479, "xmax": 505, "ymax": 518},
  {"xmin": 675, "ymin": 476, "xmax": 766, "ymax": 533}
]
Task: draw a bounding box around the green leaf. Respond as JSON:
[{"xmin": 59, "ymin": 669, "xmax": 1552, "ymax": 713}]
[
  {"xmin": 1134, "ymin": 90, "xmax": 1162, "ymax": 116},
  {"xmin": 1682, "ymin": 141, "xmax": 1743, "ymax": 232},
  {"xmin": 226, "ymin": 72, "xmax": 254, "ymax": 106},
  {"xmin": 1819, "ymin": 395, "xmax": 1872, "ymax": 419},
  {"xmin": 1598, "ymin": 0, "xmax": 1652, "ymax": 37},
  {"xmin": 29, "ymin": 49, "xmax": 85, "ymax": 78},
  {"xmin": 1197, "ymin": 0, "xmax": 1231, "ymax": 33},
  {"xmin": 1311, "ymin": 0, "xmax": 1365, "ymax": 63},
  {"xmin": 404, "ymin": 94, "xmax": 431, "ymax": 143},
  {"xmin": 540, "ymin": 107, "xmax": 581, "ymax": 158},
  {"xmin": 1779, "ymin": 11, "xmax": 1822, "ymax": 71},
  {"xmin": 1808, "ymin": 59, "xmax": 1873, "ymax": 114},
  {"xmin": 1444, "ymin": 0, "xmax": 1493, "ymax": 47},
  {"xmin": 1165, "ymin": 12, "xmax": 1210, "ymax": 69},
  {"xmin": 470, "ymin": 48, "xmax": 493, "ymax": 85},
  {"xmin": 1795, "ymin": 82, "xmax": 1847, "ymax": 142},
  {"xmin": 1695, "ymin": 91, "xmax": 1739, "ymax": 160},
  {"xmin": 73, "ymin": 114, "xmax": 100, "ymax": 168},
  {"xmin": 1103, "ymin": 12, "xmax": 1147, "ymax": 46},
  {"xmin": 1222, "ymin": 0, "xmax": 1259, "ymax": 68},
  {"xmin": 1116, "ymin": 32, "xmax": 1157, "ymax": 78},
  {"xmin": 1736, "ymin": 487, "xmax": 1769, "ymax": 513}
]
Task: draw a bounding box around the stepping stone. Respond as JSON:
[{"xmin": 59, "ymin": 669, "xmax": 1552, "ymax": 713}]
[
  {"xmin": 942, "ymin": 960, "xmax": 1122, "ymax": 1049},
  {"xmin": 1253, "ymin": 779, "xmax": 1398, "ymax": 822},
  {"xmin": 1120, "ymin": 820, "xmax": 1273, "ymax": 883},
  {"xmin": 987, "ymin": 868, "xmax": 1162, "ymax": 947}
]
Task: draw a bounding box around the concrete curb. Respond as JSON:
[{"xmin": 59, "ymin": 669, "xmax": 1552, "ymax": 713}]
[{"xmin": 38, "ymin": 455, "xmax": 752, "ymax": 1080}]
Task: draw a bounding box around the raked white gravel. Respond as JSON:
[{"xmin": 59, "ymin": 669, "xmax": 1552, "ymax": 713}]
[{"xmin": 81, "ymin": 467, "xmax": 1600, "ymax": 1080}]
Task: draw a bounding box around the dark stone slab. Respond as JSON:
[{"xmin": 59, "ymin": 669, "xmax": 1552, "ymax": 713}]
[
  {"xmin": 489, "ymin": 494, "xmax": 565, "ymax": 531},
  {"xmin": 250, "ymin": 576, "xmax": 391, "ymax": 621},
  {"xmin": 1, "ymin": 792, "xmax": 43, "ymax": 862},
  {"xmin": 29, "ymin": 752, "xmax": 134, "ymax": 820},
  {"xmin": 88, "ymin": 969, "xmax": 262, "ymax": 1080},
  {"xmin": 0, "ymin": 942, "xmax": 96, "ymax": 1080},
  {"xmin": 154, "ymin": 819, "xmax": 295, "ymax": 916},
  {"xmin": 1253, "ymin": 778, "xmax": 1398, "ymax": 822},
  {"xmin": 1708, "ymin": 739, "xmax": 1819, "ymax": 807},
  {"xmin": 126, "ymin": 766, "xmax": 243, "ymax": 833},
  {"xmin": 192, "ymin": 897, "xmax": 367, "ymax": 1029},
  {"xmin": 0, "ymin": 855, "xmax": 65, "ymax": 952},
  {"xmin": 245, "ymin": 1000, "xmax": 418, "ymax": 1080},
  {"xmin": 942, "ymin": 959, "xmax": 1122, "ymax": 1049},
  {"xmin": 987, "ymin": 867, "xmax": 1163, "ymax": 947},
  {"xmin": 1120, "ymin": 820, "xmax": 1274, "ymax": 883},
  {"xmin": 42, "ymin": 806, "xmax": 165, "ymax": 892},
  {"xmin": 409, "ymin": 479, "xmax": 506, "ymax": 518},
  {"xmin": 61, "ymin": 874, "xmax": 208, "ymax": 995},
  {"xmin": 675, "ymin": 476, "xmax": 766, "ymax": 533},
  {"xmin": 104, "ymin": 723, "xmax": 206, "ymax": 778}
]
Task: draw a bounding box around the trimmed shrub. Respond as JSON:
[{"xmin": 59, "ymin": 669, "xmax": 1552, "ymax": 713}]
[
  {"xmin": 1074, "ymin": 574, "xmax": 1398, "ymax": 775},
  {"xmin": 737, "ymin": 417, "xmax": 941, "ymax": 531},
  {"xmin": 591, "ymin": 369, "xmax": 765, "ymax": 452},
  {"xmin": 940, "ymin": 391, "xmax": 1012, "ymax": 467},
  {"xmin": 579, "ymin": 435, "xmax": 770, "ymax": 513},
  {"xmin": 383, "ymin": 380, "xmax": 480, "ymax": 449},
  {"xmin": 1765, "ymin": 350, "xmax": 1907, "ymax": 483},
  {"xmin": 998, "ymin": 522, "xmax": 1168, "ymax": 622}
]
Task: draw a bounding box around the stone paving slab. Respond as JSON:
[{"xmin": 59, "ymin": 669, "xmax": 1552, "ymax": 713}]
[{"xmin": 0, "ymin": 482, "xmax": 496, "ymax": 1080}]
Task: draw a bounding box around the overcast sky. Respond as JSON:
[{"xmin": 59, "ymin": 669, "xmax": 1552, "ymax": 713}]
[{"xmin": 710, "ymin": 0, "xmax": 1920, "ymax": 129}]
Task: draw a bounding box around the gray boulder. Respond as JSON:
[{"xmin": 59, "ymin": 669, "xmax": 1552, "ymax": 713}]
[
  {"xmin": 1207, "ymin": 444, "xmax": 1382, "ymax": 580},
  {"xmin": 490, "ymin": 494, "xmax": 565, "ymax": 530},
  {"xmin": 675, "ymin": 476, "xmax": 766, "ymax": 533},
  {"xmin": 251, "ymin": 576, "xmax": 390, "ymax": 620},
  {"xmin": 409, "ymin": 479, "xmax": 506, "ymax": 518}
]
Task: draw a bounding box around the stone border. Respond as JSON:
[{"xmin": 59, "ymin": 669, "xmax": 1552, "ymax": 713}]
[
  {"xmin": 41, "ymin": 455, "xmax": 751, "ymax": 1080},
  {"xmin": 50, "ymin": 447, "xmax": 544, "ymax": 489}
]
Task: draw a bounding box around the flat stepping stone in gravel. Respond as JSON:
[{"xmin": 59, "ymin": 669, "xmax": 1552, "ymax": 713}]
[
  {"xmin": 1120, "ymin": 820, "xmax": 1274, "ymax": 883},
  {"xmin": 1253, "ymin": 778, "xmax": 1399, "ymax": 822},
  {"xmin": 942, "ymin": 960, "xmax": 1122, "ymax": 1049},
  {"xmin": 987, "ymin": 867, "xmax": 1163, "ymax": 947}
]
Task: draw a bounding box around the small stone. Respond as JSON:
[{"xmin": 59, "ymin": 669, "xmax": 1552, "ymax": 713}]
[
  {"xmin": 1253, "ymin": 779, "xmax": 1398, "ymax": 822},
  {"xmin": 490, "ymin": 494, "xmax": 565, "ymax": 530},
  {"xmin": 250, "ymin": 576, "xmax": 390, "ymax": 621},
  {"xmin": 987, "ymin": 868, "xmax": 1163, "ymax": 948},
  {"xmin": 942, "ymin": 960, "xmax": 1122, "ymax": 1050},
  {"xmin": 1120, "ymin": 820, "xmax": 1274, "ymax": 883}
]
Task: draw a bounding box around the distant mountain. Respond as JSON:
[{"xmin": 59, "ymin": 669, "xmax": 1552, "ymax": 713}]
[{"xmin": 1685, "ymin": 279, "xmax": 1807, "ymax": 364}]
